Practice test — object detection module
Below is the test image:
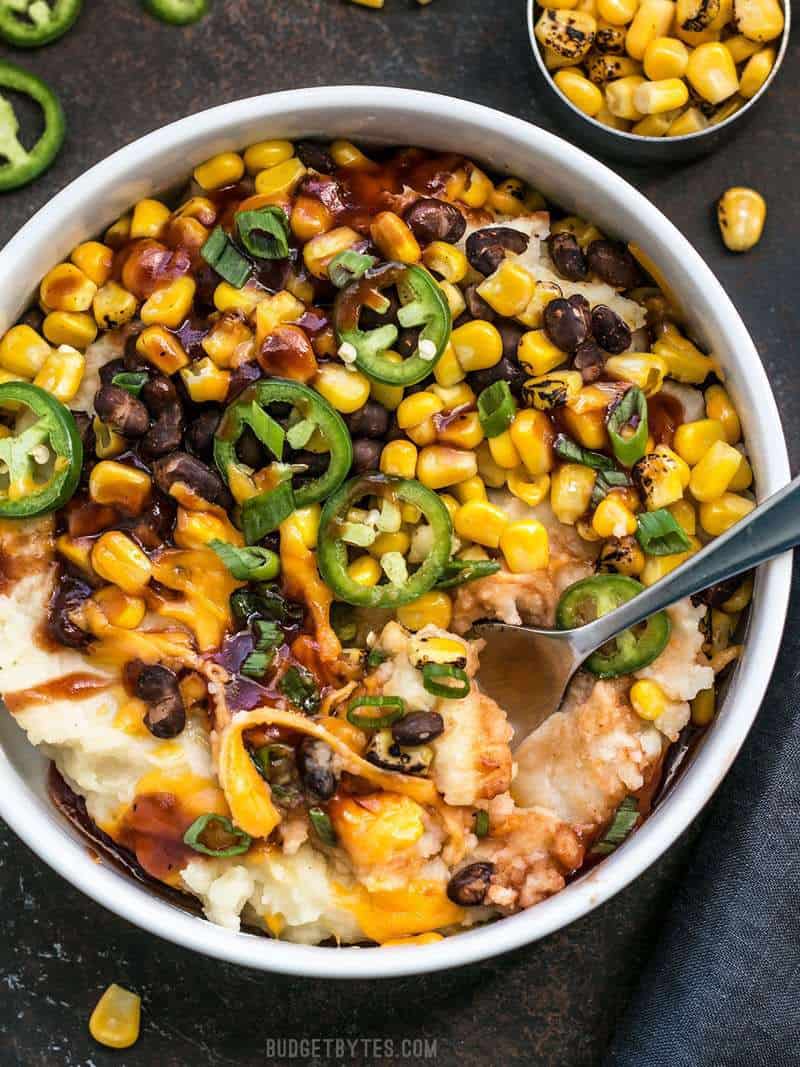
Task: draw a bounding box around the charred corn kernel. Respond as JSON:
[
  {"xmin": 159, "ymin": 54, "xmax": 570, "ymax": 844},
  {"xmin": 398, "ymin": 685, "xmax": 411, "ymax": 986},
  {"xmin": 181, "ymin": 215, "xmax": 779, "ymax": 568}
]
[
  {"xmin": 488, "ymin": 430, "xmax": 521, "ymax": 470},
  {"xmin": 545, "ymin": 45, "xmax": 581, "ymax": 69},
  {"xmin": 369, "ymin": 531, "xmax": 411, "ymax": 559},
  {"xmin": 40, "ymin": 263, "xmax": 97, "ymax": 313},
  {"xmin": 592, "ymin": 495, "xmax": 638, "ymax": 537},
  {"xmin": 733, "ymin": 0, "xmax": 784, "ymax": 39},
  {"xmin": 554, "ymin": 68, "xmax": 605, "ymax": 115},
  {"xmin": 93, "ymin": 586, "xmax": 147, "ymax": 630},
  {"xmin": 689, "ymin": 439, "xmax": 744, "ymax": 501},
  {"xmin": 676, "ymin": 0, "xmax": 720, "ymax": 28},
  {"xmin": 180, "ymin": 357, "xmax": 231, "ymax": 403},
  {"xmin": 417, "ymin": 446, "xmax": 478, "ymax": 490},
  {"xmin": 605, "ymin": 75, "xmax": 648, "ymax": 119},
  {"xmin": 599, "ymin": 535, "xmax": 646, "ymax": 575},
  {"xmin": 370, "ymin": 212, "xmax": 421, "ymax": 264},
  {"xmin": 643, "ymin": 35, "xmax": 689, "ymax": 77},
  {"xmin": 710, "ymin": 0, "xmax": 735, "ymax": 29},
  {"xmin": 330, "ymin": 139, "xmax": 377, "ymax": 170},
  {"xmin": 290, "ymin": 195, "xmax": 334, "ymax": 241},
  {"xmin": 104, "ymin": 214, "xmax": 131, "ymax": 248},
  {"xmin": 625, "ymin": 0, "xmax": 676, "ymax": 57},
  {"xmin": 652, "ymin": 326, "xmax": 714, "ymax": 383},
  {"xmin": 33, "ymin": 344, "xmax": 85, "ymax": 402},
  {"xmin": 370, "ymin": 351, "xmax": 405, "ymax": 410},
  {"xmin": 686, "ymin": 42, "xmax": 739, "ymax": 102},
  {"xmin": 517, "ymin": 329, "xmax": 566, "ymax": 375},
  {"xmin": 136, "ymin": 325, "xmax": 190, "ymax": 374},
  {"xmin": 454, "ymin": 499, "xmax": 508, "ymax": 549},
  {"xmin": 595, "ymin": 19, "xmax": 629, "ymax": 51},
  {"xmin": 724, "ymin": 32, "xmax": 761, "ymax": 60},
  {"xmin": 704, "ymin": 384, "xmax": 741, "ymax": 443},
  {"xmin": 93, "ymin": 417, "xmax": 125, "ymax": 459},
  {"xmin": 244, "ymin": 139, "xmax": 294, "ymax": 174},
  {"xmin": 193, "ymin": 151, "xmax": 245, "ymax": 190},
  {"xmin": 0, "ymin": 325, "xmax": 51, "ymax": 377},
  {"xmin": 691, "ymin": 687, "xmax": 716, "ymax": 726},
  {"xmin": 561, "ymin": 406, "xmax": 609, "ymax": 449},
  {"xmin": 397, "ymin": 392, "xmax": 444, "ymax": 430},
  {"xmin": 254, "ymin": 157, "xmax": 307, "ymax": 199},
  {"xmin": 348, "ymin": 555, "xmax": 382, "ymax": 587},
  {"xmin": 673, "ymin": 418, "xmax": 725, "ymax": 464},
  {"xmin": 140, "ymin": 275, "xmax": 196, "ymax": 329},
  {"xmin": 453, "ymin": 475, "xmax": 487, "ymax": 504},
  {"xmin": 667, "ymin": 106, "xmax": 710, "ymax": 134},
  {"xmin": 451, "ymin": 320, "xmax": 503, "ymax": 373},
  {"xmin": 641, "ymin": 537, "xmax": 699, "ymax": 584},
  {"xmin": 535, "ymin": 8, "xmax": 598, "ymax": 59},
  {"xmin": 489, "ymin": 177, "xmax": 528, "ymax": 217},
  {"xmin": 630, "ymin": 679, "xmax": 668, "ymax": 721},
  {"xmin": 422, "ymin": 241, "xmax": 468, "ymax": 284},
  {"xmin": 381, "ymin": 440, "xmax": 418, "ymax": 479},
  {"xmin": 478, "ymin": 260, "xmax": 537, "ymax": 319},
  {"xmin": 70, "ymin": 241, "xmax": 113, "ymax": 287},
  {"xmin": 668, "ymin": 497, "xmax": 697, "ymax": 534},
  {"xmin": 699, "ymin": 492, "xmax": 755, "ymax": 534},
  {"xmin": 635, "ymin": 447, "xmax": 685, "ymax": 509},
  {"xmin": 89, "ymin": 984, "xmax": 141, "ymax": 1050},
  {"xmin": 586, "ymin": 53, "xmax": 643, "ymax": 85},
  {"xmin": 129, "ymin": 198, "xmax": 171, "ymax": 240},
  {"xmin": 551, "ymin": 463, "xmax": 596, "ymax": 524},
  {"xmin": 396, "ymin": 590, "xmax": 453, "ymax": 632},
  {"xmin": 437, "ymin": 411, "xmax": 484, "ymax": 450},
  {"xmin": 507, "ymin": 469, "xmax": 551, "ymax": 508},
  {"xmin": 92, "ymin": 531, "xmax": 152, "ymax": 594},
  {"xmin": 42, "ymin": 310, "xmax": 97, "ymax": 350},
  {"xmin": 202, "ymin": 314, "xmax": 253, "ymax": 368},
  {"xmin": 174, "ymin": 508, "xmax": 244, "ymax": 550},
  {"xmin": 500, "ymin": 518, "xmax": 550, "ymax": 573},
  {"xmin": 633, "ymin": 77, "xmax": 689, "ymax": 113},
  {"xmin": 432, "ymin": 342, "xmax": 465, "ymax": 389},
  {"xmin": 717, "ymin": 186, "xmax": 766, "ymax": 252},
  {"xmin": 524, "ymin": 370, "xmax": 583, "ymax": 411},
  {"xmin": 314, "ymin": 363, "xmax": 370, "ymax": 414},
  {"xmin": 678, "ymin": 22, "xmax": 725, "ymax": 42},
  {"xmin": 510, "ymin": 409, "xmax": 555, "ymax": 475},
  {"xmin": 213, "ymin": 281, "xmax": 264, "ymax": 315},
  {"xmin": 476, "ymin": 441, "xmax": 508, "ymax": 489},
  {"xmin": 303, "ymin": 226, "xmax": 361, "ymax": 280},
  {"xmin": 598, "ymin": 0, "xmax": 639, "ymax": 22},
  {"xmin": 92, "ymin": 282, "xmax": 138, "ymax": 330},
  {"xmin": 739, "ymin": 46, "xmax": 776, "ymax": 98}
]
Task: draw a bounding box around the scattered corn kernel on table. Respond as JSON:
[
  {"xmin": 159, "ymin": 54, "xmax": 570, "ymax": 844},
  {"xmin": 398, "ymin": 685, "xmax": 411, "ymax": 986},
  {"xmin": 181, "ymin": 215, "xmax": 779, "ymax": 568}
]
[{"xmin": 0, "ymin": 1, "xmax": 798, "ymax": 1064}]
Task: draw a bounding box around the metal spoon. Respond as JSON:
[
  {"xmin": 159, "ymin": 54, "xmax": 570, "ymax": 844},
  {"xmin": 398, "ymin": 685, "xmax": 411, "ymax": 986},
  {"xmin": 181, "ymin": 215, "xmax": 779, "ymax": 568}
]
[{"xmin": 470, "ymin": 474, "xmax": 800, "ymax": 741}]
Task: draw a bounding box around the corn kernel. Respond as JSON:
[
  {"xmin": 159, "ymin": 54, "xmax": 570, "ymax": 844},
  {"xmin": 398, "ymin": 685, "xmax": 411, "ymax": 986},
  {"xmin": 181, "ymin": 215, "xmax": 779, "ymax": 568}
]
[
  {"xmin": 643, "ymin": 35, "xmax": 689, "ymax": 77},
  {"xmin": 436, "ymin": 411, "xmax": 484, "ymax": 452},
  {"xmin": 554, "ymin": 68, "xmax": 605, "ymax": 116},
  {"xmin": 633, "ymin": 77, "xmax": 689, "ymax": 113},
  {"xmin": 673, "ymin": 418, "xmax": 725, "ymax": 464},
  {"xmin": 736, "ymin": 44, "xmax": 775, "ymax": 98},
  {"xmin": 396, "ymin": 591, "xmax": 453, "ymax": 632},
  {"xmin": 136, "ymin": 325, "xmax": 190, "ymax": 374},
  {"xmin": 450, "ymin": 320, "xmax": 503, "ymax": 373},
  {"xmin": 632, "ymin": 111, "xmax": 679, "ymax": 136},
  {"xmin": 244, "ymin": 139, "xmax": 294, "ymax": 174},
  {"xmin": 652, "ymin": 325, "xmax": 714, "ymax": 383},
  {"xmin": 453, "ymin": 499, "xmax": 508, "ymax": 549},
  {"xmin": 665, "ymin": 107, "xmax": 708, "ymax": 135},
  {"xmin": 685, "ymin": 41, "xmax": 739, "ymax": 103},
  {"xmin": 173, "ymin": 196, "xmax": 217, "ymax": 224},
  {"xmin": 397, "ymin": 392, "xmax": 444, "ymax": 430},
  {"xmin": 348, "ymin": 555, "xmax": 382, "ymax": 587},
  {"xmin": 592, "ymin": 495, "xmax": 638, "ymax": 537},
  {"xmin": 625, "ymin": 0, "xmax": 676, "ymax": 58},
  {"xmin": 500, "ymin": 518, "xmax": 550, "ymax": 572},
  {"xmin": 475, "ymin": 441, "xmax": 507, "ymax": 488},
  {"xmin": 524, "ymin": 370, "xmax": 583, "ymax": 410},
  {"xmin": 507, "ymin": 468, "xmax": 551, "ymax": 507},
  {"xmin": 201, "ymin": 314, "xmax": 253, "ymax": 368},
  {"xmin": 253, "ymin": 290, "xmax": 306, "ymax": 349},
  {"xmin": 314, "ymin": 363, "xmax": 370, "ymax": 413},
  {"xmin": 598, "ymin": 535, "xmax": 646, "ymax": 575},
  {"xmin": 56, "ymin": 532, "xmax": 93, "ymax": 574},
  {"xmin": 371, "ymin": 351, "xmax": 406, "ymax": 411},
  {"xmin": 560, "ymin": 407, "xmax": 609, "ymax": 449},
  {"xmin": 40, "ymin": 263, "xmax": 97, "ymax": 313},
  {"xmin": 254, "ymin": 158, "xmax": 307, "ymax": 199},
  {"xmin": 180, "ymin": 356, "xmax": 231, "ymax": 403},
  {"xmin": 194, "ymin": 151, "xmax": 245, "ymax": 190},
  {"xmin": 605, "ymin": 75, "xmax": 648, "ymax": 120},
  {"xmin": 93, "ymin": 282, "xmax": 138, "ymax": 330},
  {"xmin": 733, "ymin": 0, "xmax": 784, "ymax": 40},
  {"xmin": 452, "ymin": 475, "xmax": 487, "ymax": 504},
  {"xmin": 291, "ymin": 504, "xmax": 321, "ymax": 549},
  {"xmin": 139, "ymin": 275, "xmax": 196, "ymax": 329},
  {"xmin": 0, "ymin": 324, "xmax": 51, "ymax": 378},
  {"xmin": 174, "ymin": 508, "xmax": 244, "ymax": 550},
  {"xmin": 641, "ymin": 538, "xmax": 699, "ymax": 584},
  {"xmin": 723, "ymin": 32, "xmax": 762, "ymax": 61},
  {"xmin": 510, "ymin": 409, "xmax": 556, "ymax": 475},
  {"xmin": 369, "ymin": 531, "xmax": 411, "ymax": 558},
  {"xmin": 699, "ymin": 492, "xmax": 755, "ymax": 534},
  {"xmin": 477, "ymin": 260, "xmax": 537, "ymax": 318},
  {"xmin": 330, "ymin": 139, "xmax": 378, "ymax": 171},
  {"xmin": 551, "ymin": 463, "xmax": 597, "ymax": 524},
  {"xmin": 42, "ymin": 310, "xmax": 97, "ymax": 350},
  {"xmin": 33, "ymin": 344, "xmax": 85, "ymax": 403},
  {"xmin": 303, "ymin": 226, "xmax": 361, "ymax": 280},
  {"xmin": 290, "ymin": 195, "xmax": 334, "ymax": 241},
  {"xmin": 517, "ymin": 280, "xmax": 563, "ymax": 329},
  {"xmin": 705, "ymin": 384, "xmax": 741, "ymax": 443},
  {"xmin": 89, "ymin": 984, "xmax": 141, "ymax": 1050},
  {"xmin": 212, "ymin": 281, "xmax": 264, "ymax": 315},
  {"xmin": 535, "ymin": 8, "xmax": 598, "ymax": 60},
  {"xmin": 488, "ymin": 430, "xmax": 521, "ymax": 470},
  {"xmin": 598, "ymin": 0, "xmax": 638, "ymax": 21},
  {"xmin": 489, "ymin": 177, "xmax": 529, "ymax": 216},
  {"xmin": 517, "ymin": 329, "xmax": 566, "ymax": 376},
  {"xmin": 630, "ymin": 679, "xmax": 668, "ymax": 721},
  {"xmin": 417, "ymin": 446, "xmax": 477, "ymax": 490},
  {"xmin": 668, "ymin": 497, "xmax": 697, "ymax": 534},
  {"xmin": 370, "ymin": 211, "xmax": 421, "ymax": 264},
  {"xmin": 91, "ymin": 531, "xmax": 152, "ymax": 594},
  {"xmin": 457, "ymin": 164, "xmax": 494, "ymax": 208},
  {"xmin": 93, "ymin": 586, "xmax": 147, "ymax": 630},
  {"xmin": 636, "ymin": 445, "xmax": 688, "ymax": 509},
  {"xmin": 129, "ymin": 198, "xmax": 171, "ymax": 240},
  {"xmin": 104, "ymin": 214, "xmax": 131, "ymax": 248},
  {"xmin": 421, "ymin": 241, "xmax": 469, "ymax": 285},
  {"xmin": 716, "ymin": 186, "xmax": 766, "ymax": 252},
  {"xmin": 69, "ymin": 241, "xmax": 112, "ymax": 288},
  {"xmin": 380, "ymin": 440, "xmax": 418, "ymax": 479},
  {"xmin": 689, "ymin": 439, "xmax": 744, "ymax": 501}
]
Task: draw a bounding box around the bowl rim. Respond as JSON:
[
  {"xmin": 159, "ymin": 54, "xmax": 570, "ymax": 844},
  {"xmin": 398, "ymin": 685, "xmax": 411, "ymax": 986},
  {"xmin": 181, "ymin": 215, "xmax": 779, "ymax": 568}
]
[
  {"xmin": 0, "ymin": 85, "xmax": 791, "ymax": 980},
  {"xmin": 526, "ymin": 0, "xmax": 792, "ymax": 146}
]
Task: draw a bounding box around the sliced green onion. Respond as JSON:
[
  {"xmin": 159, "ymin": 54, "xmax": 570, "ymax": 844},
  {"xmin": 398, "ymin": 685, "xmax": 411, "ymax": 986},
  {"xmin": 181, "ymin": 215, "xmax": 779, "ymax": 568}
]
[
  {"xmin": 554, "ymin": 434, "xmax": 616, "ymax": 471},
  {"xmin": 591, "ymin": 469, "xmax": 633, "ymax": 508},
  {"xmin": 236, "ymin": 206, "xmax": 290, "ymax": 260},
  {"xmin": 252, "ymin": 743, "xmax": 293, "ymax": 781},
  {"xmin": 435, "ymin": 558, "xmax": 501, "ymax": 590},
  {"xmin": 422, "ymin": 663, "xmax": 470, "ymax": 700},
  {"xmin": 286, "ymin": 418, "xmax": 317, "ymax": 450},
  {"xmin": 253, "ymin": 618, "xmax": 283, "ymax": 651},
  {"xmin": 607, "ymin": 387, "xmax": 648, "ymax": 467},
  {"xmin": 473, "ymin": 810, "xmax": 490, "ymax": 838},
  {"xmin": 328, "ymin": 250, "xmax": 376, "ymax": 289},
  {"xmin": 347, "ymin": 695, "xmax": 406, "ymax": 730},
  {"xmin": 279, "ymin": 664, "xmax": 320, "ymax": 715},
  {"xmin": 331, "ymin": 602, "xmax": 358, "ymax": 643},
  {"xmin": 590, "ymin": 797, "xmax": 639, "ymax": 856},
  {"xmin": 111, "ymin": 371, "xmax": 148, "ymax": 397},
  {"xmin": 309, "ymin": 807, "xmax": 337, "ymax": 846},
  {"xmin": 241, "ymin": 650, "xmax": 273, "ymax": 679},
  {"xmin": 183, "ymin": 814, "xmax": 252, "ymax": 857},
  {"xmin": 366, "ymin": 648, "xmax": 388, "ymax": 669},
  {"xmin": 478, "ymin": 381, "xmax": 517, "ymax": 438},
  {"xmin": 208, "ymin": 539, "xmax": 280, "ymax": 581},
  {"xmin": 201, "ymin": 225, "xmax": 251, "ymax": 288},
  {"xmin": 636, "ymin": 508, "xmax": 692, "ymax": 556},
  {"xmin": 244, "ymin": 400, "xmax": 285, "ymax": 459},
  {"xmin": 241, "ymin": 480, "xmax": 295, "ymax": 544}
]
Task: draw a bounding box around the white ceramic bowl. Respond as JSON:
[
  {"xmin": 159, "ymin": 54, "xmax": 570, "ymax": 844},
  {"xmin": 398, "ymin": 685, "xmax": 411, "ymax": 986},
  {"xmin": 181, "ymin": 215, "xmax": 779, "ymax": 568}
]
[{"xmin": 0, "ymin": 87, "xmax": 790, "ymax": 979}]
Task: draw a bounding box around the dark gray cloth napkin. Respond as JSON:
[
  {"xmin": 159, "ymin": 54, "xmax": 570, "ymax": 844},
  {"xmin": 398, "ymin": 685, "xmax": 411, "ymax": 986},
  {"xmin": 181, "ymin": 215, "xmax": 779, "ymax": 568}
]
[{"xmin": 605, "ymin": 572, "xmax": 800, "ymax": 1067}]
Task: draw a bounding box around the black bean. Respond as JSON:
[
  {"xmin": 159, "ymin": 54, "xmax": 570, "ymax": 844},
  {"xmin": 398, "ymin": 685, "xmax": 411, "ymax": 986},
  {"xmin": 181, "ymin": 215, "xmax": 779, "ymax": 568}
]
[
  {"xmin": 392, "ymin": 711, "xmax": 445, "ymax": 746},
  {"xmin": 466, "ymin": 227, "xmax": 530, "ymax": 276},
  {"xmin": 496, "ymin": 319, "xmax": 526, "ymax": 361},
  {"xmin": 468, "ymin": 356, "xmax": 528, "ymax": 399},
  {"xmin": 135, "ymin": 664, "xmax": 186, "ymax": 739},
  {"xmin": 152, "ymin": 452, "xmax": 232, "ymax": 509},
  {"xmin": 141, "ymin": 374, "xmax": 179, "ymax": 416},
  {"xmin": 94, "ymin": 384, "xmax": 150, "ymax": 438},
  {"xmin": 573, "ymin": 340, "xmax": 606, "ymax": 383},
  {"xmin": 591, "ymin": 304, "xmax": 632, "ymax": 354},
  {"xmin": 290, "ymin": 450, "xmax": 331, "ymax": 480},
  {"xmin": 446, "ymin": 862, "xmax": 494, "ymax": 906},
  {"xmin": 345, "ymin": 401, "xmax": 390, "ymax": 439},
  {"xmin": 236, "ymin": 425, "xmax": 268, "ymax": 469},
  {"xmin": 71, "ymin": 411, "xmax": 94, "ymax": 452},
  {"xmin": 185, "ymin": 408, "xmax": 221, "ymax": 459},
  {"xmin": 543, "ymin": 297, "xmax": 590, "ymax": 352},
  {"xmin": 462, "ymin": 284, "xmax": 496, "ymax": 323},
  {"xmin": 122, "ymin": 332, "xmax": 148, "ymax": 371},
  {"xmin": 126, "ymin": 496, "xmax": 176, "ymax": 550},
  {"xmin": 548, "ymin": 232, "xmax": 588, "ymax": 281},
  {"xmin": 18, "ymin": 306, "xmax": 44, "ymax": 332},
  {"xmin": 586, "ymin": 240, "xmax": 641, "ymax": 289},
  {"xmin": 140, "ymin": 408, "xmax": 184, "ymax": 459},
  {"xmin": 352, "ymin": 438, "xmax": 383, "ymax": 473},
  {"xmin": 297, "ymin": 738, "xmax": 340, "ymax": 801},
  {"xmin": 569, "ymin": 293, "xmax": 593, "ymax": 333},
  {"xmin": 98, "ymin": 358, "xmax": 128, "ymax": 386},
  {"xmin": 396, "ymin": 327, "xmax": 422, "ymax": 359},
  {"xmin": 227, "ymin": 360, "xmax": 263, "ymax": 403},
  {"xmin": 295, "ymin": 140, "xmax": 336, "ymax": 174},
  {"xmin": 46, "ymin": 574, "xmax": 93, "ymax": 649},
  {"xmin": 403, "ymin": 197, "xmax": 466, "ymax": 246}
]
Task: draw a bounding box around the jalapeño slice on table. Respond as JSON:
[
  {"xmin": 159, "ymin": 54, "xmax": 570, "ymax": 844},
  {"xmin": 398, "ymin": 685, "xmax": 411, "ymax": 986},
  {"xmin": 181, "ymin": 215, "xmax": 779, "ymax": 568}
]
[
  {"xmin": 0, "ymin": 381, "xmax": 83, "ymax": 517},
  {"xmin": 556, "ymin": 574, "xmax": 671, "ymax": 679},
  {"xmin": 334, "ymin": 262, "xmax": 451, "ymax": 386},
  {"xmin": 144, "ymin": 0, "xmax": 208, "ymax": 25},
  {"xmin": 0, "ymin": 61, "xmax": 65, "ymax": 191},
  {"xmin": 0, "ymin": 0, "xmax": 81, "ymax": 47}
]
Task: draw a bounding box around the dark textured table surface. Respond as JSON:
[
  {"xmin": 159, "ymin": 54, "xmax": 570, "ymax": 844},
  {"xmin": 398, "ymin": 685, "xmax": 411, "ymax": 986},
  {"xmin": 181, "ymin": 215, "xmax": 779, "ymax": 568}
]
[{"xmin": 0, "ymin": 3, "xmax": 797, "ymax": 1065}]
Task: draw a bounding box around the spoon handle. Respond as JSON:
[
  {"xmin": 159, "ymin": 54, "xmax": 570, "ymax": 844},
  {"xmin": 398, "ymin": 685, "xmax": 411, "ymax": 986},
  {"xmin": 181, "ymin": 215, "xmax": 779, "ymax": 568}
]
[{"xmin": 575, "ymin": 473, "xmax": 800, "ymax": 656}]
